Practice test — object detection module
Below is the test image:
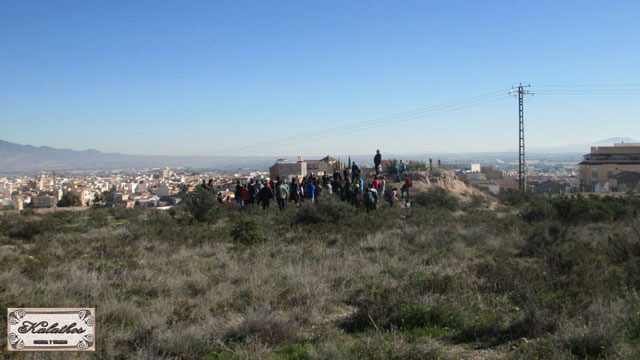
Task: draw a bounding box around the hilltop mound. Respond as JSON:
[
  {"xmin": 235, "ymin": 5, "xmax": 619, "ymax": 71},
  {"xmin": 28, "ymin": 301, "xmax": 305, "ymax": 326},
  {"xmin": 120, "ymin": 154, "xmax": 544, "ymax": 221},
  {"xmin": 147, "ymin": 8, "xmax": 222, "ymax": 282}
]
[{"xmin": 389, "ymin": 169, "xmax": 493, "ymax": 204}]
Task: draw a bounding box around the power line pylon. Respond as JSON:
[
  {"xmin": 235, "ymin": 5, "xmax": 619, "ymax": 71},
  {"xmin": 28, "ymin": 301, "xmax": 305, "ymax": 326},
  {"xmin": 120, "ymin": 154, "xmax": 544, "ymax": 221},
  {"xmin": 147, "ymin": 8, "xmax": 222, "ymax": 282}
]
[{"xmin": 510, "ymin": 83, "xmax": 533, "ymax": 191}]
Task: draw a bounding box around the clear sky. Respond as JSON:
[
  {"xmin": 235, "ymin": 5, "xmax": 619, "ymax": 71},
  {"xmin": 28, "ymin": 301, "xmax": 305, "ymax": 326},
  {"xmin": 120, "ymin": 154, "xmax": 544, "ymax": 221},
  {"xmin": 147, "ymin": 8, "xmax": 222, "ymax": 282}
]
[{"xmin": 1, "ymin": 1, "xmax": 639, "ymax": 156}]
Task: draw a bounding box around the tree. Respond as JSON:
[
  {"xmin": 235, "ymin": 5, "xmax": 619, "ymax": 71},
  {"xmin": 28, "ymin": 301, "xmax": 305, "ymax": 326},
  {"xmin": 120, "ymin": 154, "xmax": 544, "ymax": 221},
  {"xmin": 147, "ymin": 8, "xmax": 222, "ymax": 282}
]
[
  {"xmin": 182, "ymin": 187, "xmax": 219, "ymax": 223},
  {"xmin": 57, "ymin": 192, "xmax": 81, "ymax": 207},
  {"xmin": 93, "ymin": 188, "xmax": 115, "ymax": 207}
]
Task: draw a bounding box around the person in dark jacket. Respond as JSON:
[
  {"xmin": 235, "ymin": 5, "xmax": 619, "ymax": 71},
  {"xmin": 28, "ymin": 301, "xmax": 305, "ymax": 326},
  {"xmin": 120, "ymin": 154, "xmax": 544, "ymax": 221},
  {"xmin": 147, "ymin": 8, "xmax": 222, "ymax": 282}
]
[
  {"xmin": 259, "ymin": 182, "xmax": 273, "ymax": 210},
  {"xmin": 234, "ymin": 180, "xmax": 244, "ymax": 207},
  {"xmin": 374, "ymin": 150, "xmax": 382, "ymax": 174},
  {"xmin": 290, "ymin": 177, "xmax": 300, "ymax": 205},
  {"xmin": 248, "ymin": 180, "xmax": 256, "ymax": 204},
  {"xmin": 351, "ymin": 162, "xmax": 360, "ymax": 181}
]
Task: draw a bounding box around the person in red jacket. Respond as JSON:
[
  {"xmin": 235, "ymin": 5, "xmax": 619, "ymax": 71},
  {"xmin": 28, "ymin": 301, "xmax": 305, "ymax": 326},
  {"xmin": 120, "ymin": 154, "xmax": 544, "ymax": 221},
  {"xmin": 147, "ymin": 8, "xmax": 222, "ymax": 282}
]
[
  {"xmin": 401, "ymin": 175, "xmax": 412, "ymax": 200},
  {"xmin": 241, "ymin": 185, "xmax": 250, "ymax": 208}
]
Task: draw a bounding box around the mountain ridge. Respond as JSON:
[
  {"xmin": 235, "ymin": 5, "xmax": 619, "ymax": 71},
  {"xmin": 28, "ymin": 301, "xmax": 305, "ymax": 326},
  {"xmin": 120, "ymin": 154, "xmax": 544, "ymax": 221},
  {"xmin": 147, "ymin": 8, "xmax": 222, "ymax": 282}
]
[{"xmin": 1, "ymin": 138, "xmax": 636, "ymax": 174}]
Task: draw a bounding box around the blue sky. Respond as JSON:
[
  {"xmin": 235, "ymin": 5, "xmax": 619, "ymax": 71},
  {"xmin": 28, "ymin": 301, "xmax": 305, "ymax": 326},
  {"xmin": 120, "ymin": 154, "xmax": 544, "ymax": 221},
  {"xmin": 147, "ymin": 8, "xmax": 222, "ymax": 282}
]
[{"xmin": 1, "ymin": 1, "xmax": 639, "ymax": 156}]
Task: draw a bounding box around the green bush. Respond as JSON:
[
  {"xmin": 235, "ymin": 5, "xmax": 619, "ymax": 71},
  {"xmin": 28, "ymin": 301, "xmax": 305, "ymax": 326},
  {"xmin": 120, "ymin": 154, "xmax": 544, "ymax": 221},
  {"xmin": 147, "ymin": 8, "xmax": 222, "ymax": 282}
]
[
  {"xmin": 521, "ymin": 199, "xmax": 554, "ymax": 223},
  {"xmin": 413, "ymin": 187, "xmax": 459, "ymax": 211},
  {"xmin": 566, "ymin": 330, "xmax": 615, "ymax": 359},
  {"xmin": 274, "ymin": 344, "xmax": 309, "ymax": 360},
  {"xmin": 498, "ymin": 189, "xmax": 537, "ymax": 207},
  {"xmin": 57, "ymin": 191, "xmax": 82, "ymax": 207},
  {"xmin": 181, "ymin": 187, "xmax": 220, "ymax": 223},
  {"xmin": 292, "ymin": 196, "xmax": 357, "ymax": 225},
  {"xmin": 392, "ymin": 303, "xmax": 459, "ymax": 330},
  {"xmin": 230, "ymin": 219, "xmax": 264, "ymax": 245}
]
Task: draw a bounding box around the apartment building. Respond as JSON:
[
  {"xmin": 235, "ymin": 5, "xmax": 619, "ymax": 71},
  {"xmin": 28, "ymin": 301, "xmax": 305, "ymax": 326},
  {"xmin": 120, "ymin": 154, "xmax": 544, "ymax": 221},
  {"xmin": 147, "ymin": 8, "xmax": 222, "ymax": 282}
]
[{"xmin": 578, "ymin": 143, "xmax": 640, "ymax": 192}]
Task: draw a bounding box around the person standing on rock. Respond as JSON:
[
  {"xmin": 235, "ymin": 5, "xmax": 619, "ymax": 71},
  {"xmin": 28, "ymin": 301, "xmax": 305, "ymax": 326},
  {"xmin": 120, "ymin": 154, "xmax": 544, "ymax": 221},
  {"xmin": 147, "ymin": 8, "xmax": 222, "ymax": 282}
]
[{"xmin": 374, "ymin": 150, "xmax": 382, "ymax": 175}]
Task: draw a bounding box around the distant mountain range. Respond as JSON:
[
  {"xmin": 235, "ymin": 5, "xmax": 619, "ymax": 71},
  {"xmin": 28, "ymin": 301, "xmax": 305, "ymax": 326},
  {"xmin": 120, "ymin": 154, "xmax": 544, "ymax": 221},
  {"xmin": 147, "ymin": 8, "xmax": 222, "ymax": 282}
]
[
  {"xmin": 0, "ymin": 139, "xmax": 275, "ymax": 174},
  {"xmin": 0, "ymin": 137, "xmax": 636, "ymax": 174}
]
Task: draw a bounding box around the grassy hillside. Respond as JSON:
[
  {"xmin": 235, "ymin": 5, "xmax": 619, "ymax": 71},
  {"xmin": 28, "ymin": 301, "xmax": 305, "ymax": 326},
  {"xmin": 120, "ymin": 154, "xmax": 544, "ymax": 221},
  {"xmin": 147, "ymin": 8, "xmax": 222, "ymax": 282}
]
[{"xmin": 2, "ymin": 189, "xmax": 640, "ymax": 359}]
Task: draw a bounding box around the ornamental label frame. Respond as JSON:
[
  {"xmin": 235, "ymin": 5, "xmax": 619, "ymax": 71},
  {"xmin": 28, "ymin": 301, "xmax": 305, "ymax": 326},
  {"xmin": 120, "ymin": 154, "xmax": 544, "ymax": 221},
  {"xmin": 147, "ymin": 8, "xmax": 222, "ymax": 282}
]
[{"xmin": 7, "ymin": 308, "xmax": 96, "ymax": 352}]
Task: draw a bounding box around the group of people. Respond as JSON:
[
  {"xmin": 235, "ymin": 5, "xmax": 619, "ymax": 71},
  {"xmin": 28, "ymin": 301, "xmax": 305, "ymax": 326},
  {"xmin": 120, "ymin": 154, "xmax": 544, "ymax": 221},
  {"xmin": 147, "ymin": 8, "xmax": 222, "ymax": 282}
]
[{"xmin": 204, "ymin": 150, "xmax": 414, "ymax": 212}]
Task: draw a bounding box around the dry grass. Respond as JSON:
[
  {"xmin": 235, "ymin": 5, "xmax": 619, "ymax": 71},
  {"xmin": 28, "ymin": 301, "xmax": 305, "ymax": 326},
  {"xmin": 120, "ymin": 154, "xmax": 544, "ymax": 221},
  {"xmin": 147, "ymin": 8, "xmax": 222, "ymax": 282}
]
[{"xmin": 1, "ymin": 192, "xmax": 640, "ymax": 359}]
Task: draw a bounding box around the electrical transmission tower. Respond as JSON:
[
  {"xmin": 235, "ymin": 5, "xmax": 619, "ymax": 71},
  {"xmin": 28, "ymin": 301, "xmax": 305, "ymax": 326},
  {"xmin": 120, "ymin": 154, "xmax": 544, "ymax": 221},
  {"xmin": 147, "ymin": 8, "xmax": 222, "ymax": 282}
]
[{"xmin": 510, "ymin": 83, "xmax": 533, "ymax": 191}]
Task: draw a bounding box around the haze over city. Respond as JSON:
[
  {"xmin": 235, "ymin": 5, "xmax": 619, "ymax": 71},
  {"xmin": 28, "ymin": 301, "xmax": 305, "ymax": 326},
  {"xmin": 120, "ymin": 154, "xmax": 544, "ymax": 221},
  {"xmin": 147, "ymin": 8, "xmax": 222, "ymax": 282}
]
[{"xmin": 2, "ymin": 1, "xmax": 639, "ymax": 157}]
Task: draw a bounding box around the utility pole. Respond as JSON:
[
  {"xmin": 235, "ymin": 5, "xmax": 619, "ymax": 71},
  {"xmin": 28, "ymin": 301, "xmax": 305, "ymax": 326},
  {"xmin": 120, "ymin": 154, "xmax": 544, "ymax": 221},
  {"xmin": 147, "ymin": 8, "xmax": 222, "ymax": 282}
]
[{"xmin": 510, "ymin": 83, "xmax": 532, "ymax": 191}]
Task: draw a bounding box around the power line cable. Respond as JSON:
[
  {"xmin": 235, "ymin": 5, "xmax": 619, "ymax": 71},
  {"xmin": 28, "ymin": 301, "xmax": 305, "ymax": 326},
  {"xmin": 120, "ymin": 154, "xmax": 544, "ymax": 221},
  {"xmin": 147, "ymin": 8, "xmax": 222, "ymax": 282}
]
[
  {"xmin": 215, "ymin": 89, "xmax": 510, "ymax": 155},
  {"xmin": 219, "ymin": 94, "xmax": 509, "ymax": 155},
  {"xmin": 221, "ymin": 94, "xmax": 510, "ymax": 155},
  {"xmin": 533, "ymin": 84, "xmax": 640, "ymax": 88}
]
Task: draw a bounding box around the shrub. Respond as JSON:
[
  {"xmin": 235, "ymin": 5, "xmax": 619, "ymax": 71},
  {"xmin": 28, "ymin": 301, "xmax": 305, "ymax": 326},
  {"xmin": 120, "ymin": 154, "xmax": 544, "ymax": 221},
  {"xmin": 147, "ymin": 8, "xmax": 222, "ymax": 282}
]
[
  {"xmin": 392, "ymin": 303, "xmax": 459, "ymax": 330},
  {"xmin": 230, "ymin": 219, "xmax": 264, "ymax": 245},
  {"xmin": 223, "ymin": 310, "xmax": 299, "ymax": 346},
  {"xmin": 182, "ymin": 187, "xmax": 220, "ymax": 223},
  {"xmin": 413, "ymin": 187, "xmax": 459, "ymax": 211},
  {"xmin": 498, "ymin": 189, "xmax": 537, "ymax": 207},
  {"xmin": 292, "ymin": 196, "xmax": 356, "ymax": 225},
  {"xmin": 552, "ymin": 195, "xmax": 614, "ymax": 224},
  {"xmin": 565, "ymin": 329, "xmax": 615, "ymax": 359},
  {"xmin": 521, "ymin": 199, "xmax": 554, "ymax": 223},
  {"xmin": 57, "ymin": 192, "xmax": 82, "ymax": 207},
  {"xmin": 6, "ymin": 217, "xmax": 56, "ymax": 240},
  {"xmin": 406, "ymin": 160, "xmax": 428, "ymax": 172},
  {"xmin": 273, "ymin": 344, "xmax": 309, "ymax": 360}
]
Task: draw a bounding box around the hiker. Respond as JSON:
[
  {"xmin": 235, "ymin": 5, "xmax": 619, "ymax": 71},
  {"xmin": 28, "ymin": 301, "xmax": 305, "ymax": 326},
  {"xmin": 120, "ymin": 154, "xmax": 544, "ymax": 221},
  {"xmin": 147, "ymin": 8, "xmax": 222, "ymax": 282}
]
[
  {"xmin": 374, "ymin": 150, "xmax": 382, "ymax": 174},
  {"xmin": 369, "ymin": 183, "xmax": 378, "ymax": 209},
  {"xmin": 322, "ymin": 174, "xmax": 331, "ymax": 188},
  {"xmin": 305, "ymin": 179, "xmax": 316, "ymax": 204},
  {"xmin": 259, "ymin": 181, "xmax": 273, "ymax": 210},
  {"xmin": 276, "ymin": 180, "xmax": 289, "ymax": 211},
  {"xmin": 342, "ymin": 177, "xmax": 352, "ymax": 202},
  {"xmin": 332, "ymin": 176, "xmax": 342, "ymax": 197},
  {"xmin": 373, "ymin": 176, "xmax": 380, "ymax": 192},
  {"xmin": 351, "ymin": 162, "xmax": 360, "ymax": 181},
  {"xmin": 241, "ymin": 185, "xmax": 250, "ymax": 208},
  {"xmin": 333, "ymin": 170, "xmax": 342, "ymax": 182},
  {"xmin": 255, "ymin": 181, "xmax": 264, "ymax": 204},
  {"xmin": 248, "ymin": 180, "xmax": 256, "ymax": 204},
  {"xmin": 201, "ymin": 179, "xmax": 207, "ymax": 190},
  {"xmin": 290, "ymin": 177, "xmax": 300, "ymax": 205},
  {"xmin": 401, "ymin": 175, "xmax": 412, "ymax": 200},
  {"xmin": 364, "ymin": 187, "xmax": 375, "ymax": 213},
  {"xmin": 380, "ymin": 176, "xmax": 386, "ymax": 199},
  {"xmin": 235, "ymin": 180, "xmax": 244, "ymax": 207},
  {"xmin": 388, "ymin": 187, "xmax": 399, "ymax": 207},
  {"xmin": 358, "ymin": 176, "xmax": 365, "ymax": 195},
  {"xmin": 314, "ymin": 178, "xmax": 322, "ymax": 204},
  {"xmin": 398, "ymin": 160, "xmax": 407, "ymax": 181},
  {"xmin": 352, "ymin": 180, "xmax": 361, "ymax": 206}
]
